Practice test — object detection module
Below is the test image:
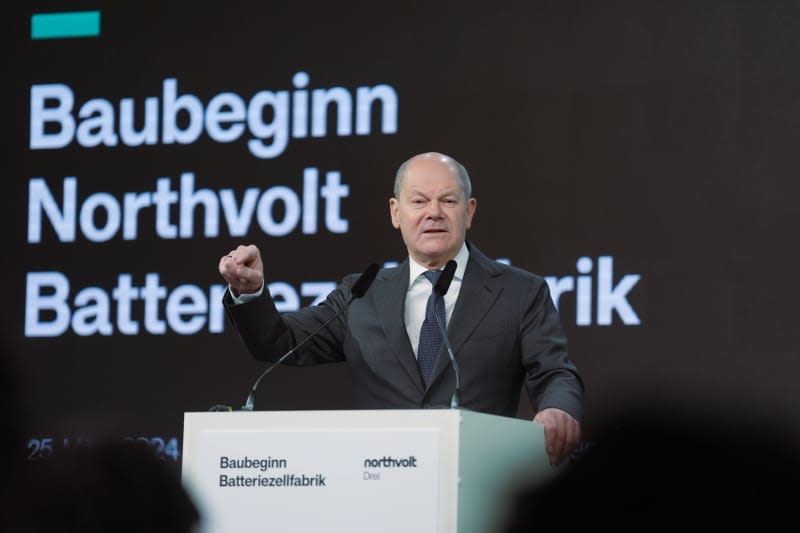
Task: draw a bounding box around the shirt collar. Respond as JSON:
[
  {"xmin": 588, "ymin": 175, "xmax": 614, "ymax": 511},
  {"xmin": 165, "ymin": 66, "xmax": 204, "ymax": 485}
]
[{"xmin": 408, "ymin": 242, "xmax": 470, "ymax": 285}]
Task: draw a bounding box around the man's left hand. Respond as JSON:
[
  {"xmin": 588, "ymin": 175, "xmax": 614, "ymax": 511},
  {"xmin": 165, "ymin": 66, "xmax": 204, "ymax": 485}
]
[{"xmin": 533, "ymin": 408, "xmax": 581, "ymax": 466}]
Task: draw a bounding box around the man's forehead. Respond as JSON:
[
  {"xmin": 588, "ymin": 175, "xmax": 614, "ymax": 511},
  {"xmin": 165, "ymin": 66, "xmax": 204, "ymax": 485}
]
[{"xmin": 402, "ymin": 181, "xmax": 462, "ymax": 196}]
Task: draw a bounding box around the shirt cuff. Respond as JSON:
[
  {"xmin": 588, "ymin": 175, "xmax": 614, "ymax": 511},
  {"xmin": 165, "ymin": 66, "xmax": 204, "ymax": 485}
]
[{"xmin": 229, "ymin": 282, "xmax": 264, "ymax": 304}]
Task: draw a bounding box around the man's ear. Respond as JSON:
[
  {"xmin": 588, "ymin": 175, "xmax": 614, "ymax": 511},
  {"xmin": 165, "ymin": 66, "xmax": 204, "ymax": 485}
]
[
  {"xmin": 465, "ymin": 197, "xmax": 477, "ymax": 229},
  {"xmin": 389, "ymin": 197, "xmax": 400, "ymax": 229}
]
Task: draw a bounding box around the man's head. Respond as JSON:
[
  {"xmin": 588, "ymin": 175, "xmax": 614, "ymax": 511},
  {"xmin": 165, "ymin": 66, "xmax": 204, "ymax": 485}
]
[{"xmin": 389, "ymin": 152, "xmax": 477, "ymax": 269}]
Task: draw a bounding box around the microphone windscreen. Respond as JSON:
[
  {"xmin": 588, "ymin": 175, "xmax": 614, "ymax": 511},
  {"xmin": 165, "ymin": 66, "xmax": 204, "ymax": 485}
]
[
  {"xmin": 350, "ymin": 263, "xmax": 380, "ymax": 298},
  {"xmin": 434, "ymin": 260, "xmax": 457, "ymax": 297}
]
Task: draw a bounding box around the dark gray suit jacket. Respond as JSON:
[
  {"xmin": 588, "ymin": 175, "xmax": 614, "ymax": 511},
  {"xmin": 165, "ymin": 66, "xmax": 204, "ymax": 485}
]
[{"xmin": 224, "ymin": 243, "xmax": 584, "ymax": 420}]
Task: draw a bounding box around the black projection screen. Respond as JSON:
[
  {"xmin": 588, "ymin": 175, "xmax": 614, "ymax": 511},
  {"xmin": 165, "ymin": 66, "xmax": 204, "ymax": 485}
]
[{"xmin": 5, "ymin": 1, "xmax": 799, "ymax": 467}]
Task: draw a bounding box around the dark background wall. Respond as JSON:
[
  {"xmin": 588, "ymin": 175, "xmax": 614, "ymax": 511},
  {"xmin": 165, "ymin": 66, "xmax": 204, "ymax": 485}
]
[{"xmin": 5, "ymin": 1, "xmax": 799, "ymax": 467}]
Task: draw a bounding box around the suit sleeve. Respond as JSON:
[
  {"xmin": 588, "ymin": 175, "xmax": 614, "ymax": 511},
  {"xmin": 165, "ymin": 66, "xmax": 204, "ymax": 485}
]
[
  {"xmin": 519, "ymin": 278, "xmax": 585, "ymax": 422},
  {"xmin": 223, "ymin": 275, "xmax": 358, "ymax": 366}
]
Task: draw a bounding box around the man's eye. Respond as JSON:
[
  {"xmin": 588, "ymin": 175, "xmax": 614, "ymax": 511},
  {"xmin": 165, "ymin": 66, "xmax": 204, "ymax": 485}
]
[
  {"xmin": 443, "ymin": 198, "xmax": 457, "ymax": 205},
  {"xmin": 411, "ymin": 199, "xmax": 425, "ymax": 205}
]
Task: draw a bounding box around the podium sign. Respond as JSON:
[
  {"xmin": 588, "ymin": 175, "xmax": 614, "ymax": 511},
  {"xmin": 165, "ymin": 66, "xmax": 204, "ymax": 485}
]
[{"xmin": 183, "ymin": 410, "xmax": 552, "ymax": 533}]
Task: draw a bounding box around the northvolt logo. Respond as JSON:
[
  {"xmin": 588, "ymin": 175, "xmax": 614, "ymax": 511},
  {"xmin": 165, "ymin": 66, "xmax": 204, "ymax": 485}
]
[{"xmin": 363, "ymin": 456, "xmax": 418, "ymax": 468}]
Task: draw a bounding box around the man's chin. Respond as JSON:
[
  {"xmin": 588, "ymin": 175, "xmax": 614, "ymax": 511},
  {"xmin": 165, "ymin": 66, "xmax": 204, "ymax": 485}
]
[{"xmin": 413, "ymin": 244, "xmax": 457, "ymax": 266}]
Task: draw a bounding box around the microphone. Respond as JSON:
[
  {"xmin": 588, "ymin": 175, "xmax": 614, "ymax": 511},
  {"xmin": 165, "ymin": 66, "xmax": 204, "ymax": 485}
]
[
  {"xmin": 239, "ymin": 263, "xmax": 380, "ymax": 411},
  {"xmin": 433, "ymin": 260, "xmax": 457, "ymax": 298},
  {"xmin": 432, "ymin": 260, "xmax": 461, "ymax": 409}
]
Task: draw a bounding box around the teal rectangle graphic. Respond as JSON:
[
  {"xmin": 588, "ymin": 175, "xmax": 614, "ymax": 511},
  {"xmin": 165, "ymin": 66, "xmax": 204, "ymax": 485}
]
[{"xmin": 31, "ymin": 11, "xmax": 101, "ymax": 40}]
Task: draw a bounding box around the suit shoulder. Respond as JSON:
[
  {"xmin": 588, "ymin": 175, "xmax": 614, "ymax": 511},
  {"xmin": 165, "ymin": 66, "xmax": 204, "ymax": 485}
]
[
  {"xmin": 467, "ymin": 243, "xmax": 547, "ymax": 288},
  {"xmin": 341, "ymin": 272, "xmax": 361, "ymax": 285},
  {"xmin": 493, "ymin": 260, "xmax": 548, "ymax": 287}
]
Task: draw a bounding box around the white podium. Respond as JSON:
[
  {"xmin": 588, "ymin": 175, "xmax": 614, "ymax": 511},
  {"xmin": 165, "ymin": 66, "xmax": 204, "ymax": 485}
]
[{"xmin": 182, "ymin": 409, "xmax": 555, "ymax": 533}]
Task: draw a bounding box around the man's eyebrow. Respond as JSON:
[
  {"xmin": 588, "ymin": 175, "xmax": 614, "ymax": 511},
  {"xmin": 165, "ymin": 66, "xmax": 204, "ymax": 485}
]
[{"xmin": 406, "ymin": 188, "xmax": 461, "ymax": 196}]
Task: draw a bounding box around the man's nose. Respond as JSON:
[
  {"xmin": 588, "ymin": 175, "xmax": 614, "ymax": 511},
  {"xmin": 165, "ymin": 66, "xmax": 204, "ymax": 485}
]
[{"xmin": 425, "ymin": 201, "xmax": 444, "ymax": 217}]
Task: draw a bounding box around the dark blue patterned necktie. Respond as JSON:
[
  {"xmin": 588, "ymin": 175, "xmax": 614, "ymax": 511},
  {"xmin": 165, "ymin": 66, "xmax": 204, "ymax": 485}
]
[{"xmin": 417, "ymin": 270, "xmax": 445, "ymax": 385}]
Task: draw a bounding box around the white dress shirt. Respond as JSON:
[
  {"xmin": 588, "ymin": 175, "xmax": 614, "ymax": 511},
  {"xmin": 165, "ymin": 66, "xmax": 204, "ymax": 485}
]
[{"xmin": 405, "ymin": 242, "xmax": 469, "ymax": 358}]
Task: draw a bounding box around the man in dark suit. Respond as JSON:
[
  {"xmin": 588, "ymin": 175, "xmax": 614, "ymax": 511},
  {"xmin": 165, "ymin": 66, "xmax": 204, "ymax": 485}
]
[{"xmin": 219, "ymin": 152, "xmax": 583, "ymax": 465}]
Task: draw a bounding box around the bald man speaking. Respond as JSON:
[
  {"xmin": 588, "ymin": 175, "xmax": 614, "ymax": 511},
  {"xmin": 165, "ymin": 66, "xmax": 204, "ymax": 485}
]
[{"xmin": 219, "ymin": 152, "xmax": 584, "ymax": 465}]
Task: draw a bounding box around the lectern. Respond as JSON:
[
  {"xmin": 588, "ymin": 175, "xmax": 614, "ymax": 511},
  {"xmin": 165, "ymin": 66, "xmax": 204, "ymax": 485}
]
[{"xmin": 182, "ymin": 409, "xmax": 555, "ymax": 533}]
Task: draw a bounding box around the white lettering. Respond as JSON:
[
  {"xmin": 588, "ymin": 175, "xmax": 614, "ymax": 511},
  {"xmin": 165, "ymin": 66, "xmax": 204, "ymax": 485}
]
[
  {"xmin": 268, "ymin": 282, "xmax": 300, "ymax": 313},
  {"xmin": 301, "ymin": 282, "xmax": 336, "ymax": 306},
  {"xmin": 208, "ymin": 285, "xmax": 226, "ymax": 334},
  {"xmin": 180, "ymin": 172, "xmax": 219, "ymax": 238},
  {"xmin": 312, "ymin": 87, "xmax": 352, "ymax": 137},
  {"xmin": 356, "ymin": 84, "xmax": 398, "ymax": 135},
  {"xmin": 576, "ymin": 257, "xmax": 593, "ymax": 326},
  {"xmin": 291, "ymin": 71, "xmax": 309, "ymax": 138},
  {"xmin": 25, "ymin": 272, "xmax": 70, "ymax": 337},
  {"xmin": 302, "ymin": 168, "xmax": 318, "ymax": 234},
  {"xmin": 545, "ymin": 256, "xmax": 641, "ymax": 326},
  {"xmin": 80, "ymin": 192, "xmax": 121, "ymax": 242},
  {"xmin": 76, "ymin": 98, "xmax": 118, "ymax": 147},
  {"xmin": 321, "ymin": 170, "xmax": 349, "ymax": 233},
  {"xmin": 24, "ymin": 273, "xmax": 234, "ymax": 337},
  {"xmin": 28, "ymin": 171, "xmax": 347, "ymax": 243},
  {"xmin": 246, "ymin": 90, "xmax": 289, "ymax": 158},
  {"xmin": 544, "ymin": 275, "xmax": 574, "ymax": 311},
  {"xmin": 219, "ymin": 188, "xmax": 259, "ymax": 236},
  {"xmin": 28, "ymin": 177, "xmax": 76, "ymax": 243},
  {"xmin": 154, "ymin": 178, "xmax": 179, "ymax": 239},
  {"xmin": 29, "ymin": 74, "xmax": 399, "ymax": 158},
  {"xmin": 205, "ymin": 92, "xmax": 246, "ymax": 142},
  {"xmin": 256, "ymin": 185, "xmax": 301, "ymax": 237},
  {"xmin": 119, "ymin": 96, "xmax": 159, "ymax": 146},
  {"xmin": 112, "ymin": 274, "xmax": 140, "ymax": 335},
  {"xmin": 141, "ymin": 273, "xmax": 167, "ymax": 334},
  {"xmin": 597, "ymin": 256, "xmax": 641, "ymax": 325},
  {"xmin": 29, "ymin": 84, "xmax": 75, "ymax": 149},
  {"xmin": 166, "ymin": 285, "xmax": 207, "ymax": 335},
  {"xmin": 122, "ymin": 191, "xmax": 152, "ymax": 240},
  {"xmin": 72, "ymin": 287, "xmax": 113, "ymax": 336},
  {"xmin": 162, "ymin": 78, "xmax": 204, "ymax": 144}
]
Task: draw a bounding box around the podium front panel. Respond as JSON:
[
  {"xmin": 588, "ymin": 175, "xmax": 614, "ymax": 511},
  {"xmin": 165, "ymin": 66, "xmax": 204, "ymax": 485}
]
[{"xmin": 183, "ymin": 410, "xmax": 461, "ymax": 533}]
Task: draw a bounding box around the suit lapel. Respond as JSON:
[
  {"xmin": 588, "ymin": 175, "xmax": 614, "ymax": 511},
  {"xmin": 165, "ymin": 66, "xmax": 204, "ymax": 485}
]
[
  {"xmin": 427, "ymin": 244, "xmax": 502, "ymax": 388},
  {"xmin": 373, "ymin": 260, "xmax": 426, "ymax": 393}
]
